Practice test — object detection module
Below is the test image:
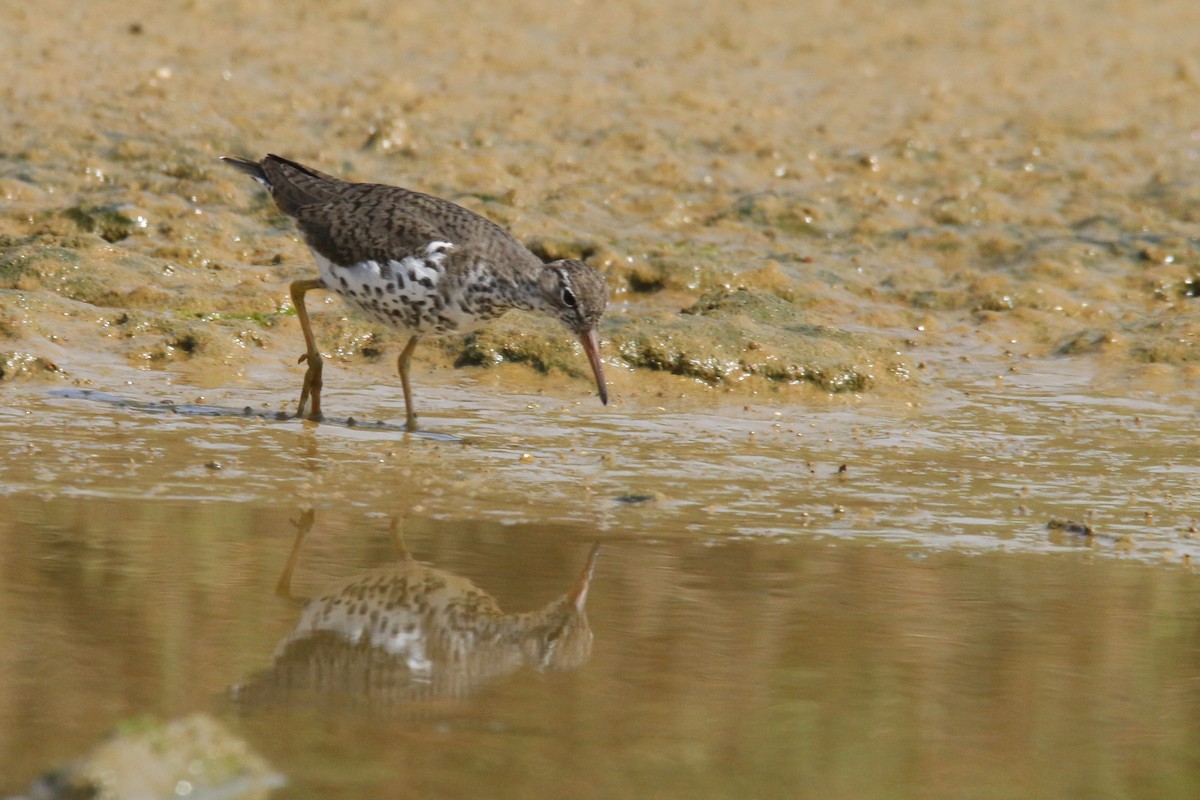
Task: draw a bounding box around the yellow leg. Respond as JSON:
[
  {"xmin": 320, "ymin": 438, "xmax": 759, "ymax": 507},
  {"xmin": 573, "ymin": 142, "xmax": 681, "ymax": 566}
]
[
  {"xmin": 275, "ymin": 509, "xmax": 316, "ymax": 600},
  {"xmin": 397, "ymin": 334, "xmax": 421, "ymax": 431},
  {"xmin": 290, "ymin": 278, "xmax": 326, "ymax": 420}
]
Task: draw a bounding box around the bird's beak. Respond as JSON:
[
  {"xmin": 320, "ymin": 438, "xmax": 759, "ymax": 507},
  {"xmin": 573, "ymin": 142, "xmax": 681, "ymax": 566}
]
[{"xmin": 579, "ymin": 328, "xmax": 608, "ymax": 405}]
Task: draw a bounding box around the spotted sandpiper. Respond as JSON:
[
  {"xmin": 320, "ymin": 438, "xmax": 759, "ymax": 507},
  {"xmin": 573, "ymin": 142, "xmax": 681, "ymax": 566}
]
[
  {"xmin": 222, "ymin": 154, "xmax": 609, "ymax": 430},
  {"xmin": 232, "ymin": 511, "xmax": 599, "ymax": 707}
]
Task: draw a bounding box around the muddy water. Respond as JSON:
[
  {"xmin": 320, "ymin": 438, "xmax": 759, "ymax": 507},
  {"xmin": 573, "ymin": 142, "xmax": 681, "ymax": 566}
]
[
  {"xmin": 3, "ymin": 488, "xmax": 1200, "ymax": 799},
  {"xmin": 3, "ymin": 0, "xmax": 1200, "ymax": 796},
  {"xmin": 3, "ymin": 366, "xmax": 1200, "ymax": 797}
]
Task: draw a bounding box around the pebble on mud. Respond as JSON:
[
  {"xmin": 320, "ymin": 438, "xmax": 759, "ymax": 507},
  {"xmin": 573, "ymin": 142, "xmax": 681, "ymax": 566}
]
[{"xmin": 0, "ymin": 351, "xmax": 62, "ymax": 382}]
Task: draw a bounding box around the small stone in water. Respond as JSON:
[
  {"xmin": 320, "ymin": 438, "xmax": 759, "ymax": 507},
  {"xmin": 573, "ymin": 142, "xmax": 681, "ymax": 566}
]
[
  {"xmin": 615, "ymin": 493, "xmax": 659, "ymax": 504},
  {"xmin": 1047, "ymin": 518, "xmax": 1093, "ymax": 536}
]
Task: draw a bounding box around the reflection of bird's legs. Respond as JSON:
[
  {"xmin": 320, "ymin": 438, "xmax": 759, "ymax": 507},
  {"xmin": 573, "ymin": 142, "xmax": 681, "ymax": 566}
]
[
  {"xmin": 397, "ymin": 334, "xmax": 421, "ymax": 431},
  {"xmin": 387, "ymin": 516, "xmax": 414, "ymax": 562},
  {"xmin": 290, "ymin": 278, "xmax": 326, "ymax": 420},
  {"xmin": 275, "ymin": 509, "xmax": 317, "ymax": 600}
]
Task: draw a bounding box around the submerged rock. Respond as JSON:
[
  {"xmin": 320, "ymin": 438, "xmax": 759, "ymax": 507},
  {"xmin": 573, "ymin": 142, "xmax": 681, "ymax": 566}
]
[{"xmin": 19, "ymin": 713, "xmax": 283, "ymax": 800}]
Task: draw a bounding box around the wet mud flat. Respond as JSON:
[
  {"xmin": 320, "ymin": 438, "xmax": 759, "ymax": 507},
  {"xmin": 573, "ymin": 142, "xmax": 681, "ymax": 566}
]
[
  {"xmin": 2, "ymin": 0, "xmax": 1199, "ymax": 404},
  {"xmin": 3, "ymin": 0, "xmax": 1200, "ymax": 797}
]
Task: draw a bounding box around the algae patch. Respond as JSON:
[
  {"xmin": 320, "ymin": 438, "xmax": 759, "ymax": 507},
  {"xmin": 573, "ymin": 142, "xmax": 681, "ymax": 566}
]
[
  {"xmin": 444, "ymin": 287, "xmax": 911, "ymax": 395},
  {"xmin": 613, "ymin": 288, "xmax": 910, "ymax": 393},
  {"xmin": 452, "ymin": 312, "xmax": 587, "ymax": 376},
  {"xmin": 63, "ymin": 203, "xmax": 143, "ymax": 243}
]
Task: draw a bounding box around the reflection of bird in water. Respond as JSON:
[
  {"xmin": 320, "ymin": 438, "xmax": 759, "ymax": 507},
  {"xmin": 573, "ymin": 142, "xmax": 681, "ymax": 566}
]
[{"xmin": 232, "ymin": 511, "xmax": 599, "ymax": 709}]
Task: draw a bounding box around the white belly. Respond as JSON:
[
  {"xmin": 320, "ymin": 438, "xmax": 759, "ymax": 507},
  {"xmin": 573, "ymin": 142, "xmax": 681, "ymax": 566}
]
[{"xmin": 308, "ymin": 243, "xmax": 495, "ymax": 334}]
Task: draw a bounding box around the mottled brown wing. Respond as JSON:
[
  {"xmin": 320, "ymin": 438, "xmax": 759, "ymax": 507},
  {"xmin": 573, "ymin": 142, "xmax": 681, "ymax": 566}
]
[
  {"xmin": 291, "ymin": 185, "xmax": 543, "ymax": 273},
  {"xmin": 352, "ymin": 183, "xmax": 538, "ymax": 260},
  {"xmin": 253, "ymin": 156, "xmax": 541, "ymax": 271},
  {"xmin": 292, "ymin": 194, "xmax": 447, "ymax": 267}
]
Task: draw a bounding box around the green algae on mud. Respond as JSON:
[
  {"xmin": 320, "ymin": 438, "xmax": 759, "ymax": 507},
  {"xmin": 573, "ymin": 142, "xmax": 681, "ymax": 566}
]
[
  {"xmin": 0, "ymin": 172, "xmax": 916, "ymax": 401},
  {"xmin": 0, "ymin": 182, "xmax": 918, "ymax": 401},
  {"xmin": 615, "ymin": 288, "xmax": 910, "ymax": 392},
  {"xmin": 448, "ymin": 287, "xmax": 911, "ymax": 395}
]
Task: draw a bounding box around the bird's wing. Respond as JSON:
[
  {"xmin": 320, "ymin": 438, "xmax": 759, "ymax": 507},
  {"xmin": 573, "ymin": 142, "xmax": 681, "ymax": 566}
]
[
  {"xmin": 292, "ymin": 194, "xmax": 452, "ymax": 267},
  {"xmin": 276, "ymin": 171, "xmax": 539, "ymax": 273}
]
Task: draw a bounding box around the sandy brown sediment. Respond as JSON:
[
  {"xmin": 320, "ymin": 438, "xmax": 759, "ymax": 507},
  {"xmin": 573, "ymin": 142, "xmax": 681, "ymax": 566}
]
[{"xmin": 0, "ymin": 0, "xmax": 1198, "ymax": 405}]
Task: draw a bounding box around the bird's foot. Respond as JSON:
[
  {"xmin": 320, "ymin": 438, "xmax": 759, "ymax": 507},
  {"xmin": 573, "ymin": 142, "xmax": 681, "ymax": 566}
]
[{"xmin": 296, "ymin": 351, "xmax": 324, "ymax": 420}]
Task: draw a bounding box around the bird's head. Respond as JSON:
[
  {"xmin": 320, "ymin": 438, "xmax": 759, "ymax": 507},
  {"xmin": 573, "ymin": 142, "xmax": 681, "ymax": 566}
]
[{"xmin": 538, "ymin": 260, "xmax": 609, "ymax": 405}]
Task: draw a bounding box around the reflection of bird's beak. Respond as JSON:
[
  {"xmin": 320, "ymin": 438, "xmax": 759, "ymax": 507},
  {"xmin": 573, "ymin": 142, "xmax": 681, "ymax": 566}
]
[
  {"xmin": 579, "ymin": 328, "xmax": 609, "ymax": 405},
  {"xmin": 569, "ymin": 542, "xmax": 602, "ymax": 612}
]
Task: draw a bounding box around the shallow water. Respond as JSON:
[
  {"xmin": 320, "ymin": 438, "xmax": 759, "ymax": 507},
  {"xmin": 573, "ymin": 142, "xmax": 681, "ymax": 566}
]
[
  {"xmin": 2, "ymin": 362, "xmax": 1200, "ymax": 797},
  {"xmin": 3, "ymin": 354, "xmax": 1197, "ymax": 562},
  {"xmin": 3, "ymin": 489, "xmax": 1200, "ymax": 799}
]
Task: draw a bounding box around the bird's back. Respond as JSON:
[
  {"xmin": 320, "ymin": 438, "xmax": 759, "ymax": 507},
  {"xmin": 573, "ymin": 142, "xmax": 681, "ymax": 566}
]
[{"xmin": 241, "ymin": 154, "xmax": 541, "ymax": 271}]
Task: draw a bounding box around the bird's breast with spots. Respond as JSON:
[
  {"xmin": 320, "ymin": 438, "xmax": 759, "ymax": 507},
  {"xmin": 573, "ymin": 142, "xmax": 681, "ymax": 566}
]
[{"xmin": 310, "ymin": 246, "xmax": 504, "ymax": 335}]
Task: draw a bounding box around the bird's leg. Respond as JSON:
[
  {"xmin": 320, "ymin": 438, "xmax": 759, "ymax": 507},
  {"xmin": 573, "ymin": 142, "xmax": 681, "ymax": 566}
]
[
  {"xmin": 397, "ymin": 334, "xmax": 421, "ymax": 431},
  {"xmin": 275, "ymin": 508, "xmax": 316, "ymax": 600},
  {"xmin": 290, "ymin": 278, "xmax": 326, "ymax": 420}
]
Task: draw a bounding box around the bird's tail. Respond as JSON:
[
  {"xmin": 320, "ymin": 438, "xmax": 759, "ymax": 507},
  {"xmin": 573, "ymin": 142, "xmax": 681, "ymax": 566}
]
[
  {"xmin": 221, "ymin": 156, "xmax": 272, "ymax": 190},
  {"xmin": 222, "ymin": 154, "xmax": 351, "ymax": 214}
]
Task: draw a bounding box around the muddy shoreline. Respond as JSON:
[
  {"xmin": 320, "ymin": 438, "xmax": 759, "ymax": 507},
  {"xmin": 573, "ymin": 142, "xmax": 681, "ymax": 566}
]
[{"xmin": 3, "ymin": 0, "xmax": 1198, "ymax": 407}]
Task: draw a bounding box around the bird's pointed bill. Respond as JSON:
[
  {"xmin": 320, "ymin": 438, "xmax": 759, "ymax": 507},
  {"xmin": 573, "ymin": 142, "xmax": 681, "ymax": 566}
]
[{"xmin": 579, "ymin": 329, "xmax": 608, "ymax": 405}]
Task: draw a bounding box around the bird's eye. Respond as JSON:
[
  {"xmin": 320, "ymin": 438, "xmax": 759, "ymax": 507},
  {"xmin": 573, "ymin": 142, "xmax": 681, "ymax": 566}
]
[{"xmin": 561, "ymin": 287, "xmax": 578, "ymax": 308}]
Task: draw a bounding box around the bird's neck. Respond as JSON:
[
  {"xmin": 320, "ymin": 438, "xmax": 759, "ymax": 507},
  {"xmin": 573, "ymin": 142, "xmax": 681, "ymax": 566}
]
[{"xmin": 491, "ymin": 264, "xmax": 547, "ymax": 315}]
